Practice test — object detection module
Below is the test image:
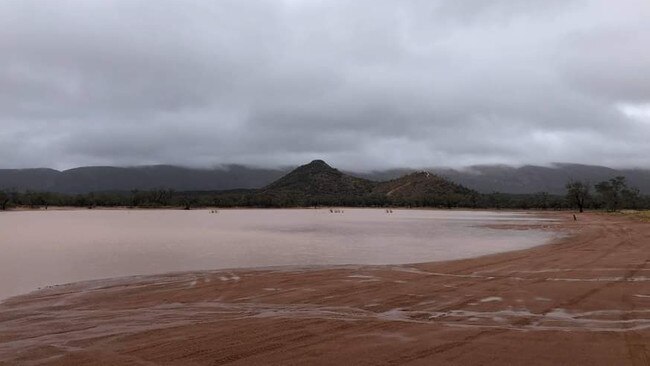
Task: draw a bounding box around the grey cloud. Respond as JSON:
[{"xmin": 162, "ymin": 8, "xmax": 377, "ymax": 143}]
[{"xmin": 1, "ymin": 0, "xmax": 649, "ymax": 170}]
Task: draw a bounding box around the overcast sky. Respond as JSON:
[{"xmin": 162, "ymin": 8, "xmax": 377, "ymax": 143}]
[{"xmin": 1, "ymin": 0, "xmax": 649, "ymax": 171}]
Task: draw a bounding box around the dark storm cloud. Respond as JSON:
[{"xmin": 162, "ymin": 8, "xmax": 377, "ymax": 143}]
[{"xmin": 1, "ymin": 0, "xmax": 649, "ymax": 170}]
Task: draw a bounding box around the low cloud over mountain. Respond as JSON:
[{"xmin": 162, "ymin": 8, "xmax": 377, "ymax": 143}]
[{"xmin": 1, "ymin": 1, "xmax": 650, "ymax": 170}]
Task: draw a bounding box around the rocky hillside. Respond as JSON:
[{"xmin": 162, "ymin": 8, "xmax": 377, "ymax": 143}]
[
  {"xmin": 257, "ymin": 162, "xmax": 476, "ymax": 206},
  {"xmin": 373, "ymin": 171, "xmax": 475, "ymax": 201}
]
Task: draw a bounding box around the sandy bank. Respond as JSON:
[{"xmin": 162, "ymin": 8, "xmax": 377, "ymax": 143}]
[{"xmin": 1, "ymin": 212, "xmax": 649, "ymax": 365}]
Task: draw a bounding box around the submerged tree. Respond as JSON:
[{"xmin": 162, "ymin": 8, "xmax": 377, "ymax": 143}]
[{"xmin": 565, "ymin": 180, "xmax": 590, "ymax": 213}]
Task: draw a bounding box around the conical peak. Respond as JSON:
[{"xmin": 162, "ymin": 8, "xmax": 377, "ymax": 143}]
[{"xmin": 307, "ymin": 159, "xmax": 330, "ymax": 167}]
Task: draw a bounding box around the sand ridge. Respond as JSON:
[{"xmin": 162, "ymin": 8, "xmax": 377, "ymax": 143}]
[{"xmin": 0, "ymin": 212, "xmax": 649, "ymax": 365}]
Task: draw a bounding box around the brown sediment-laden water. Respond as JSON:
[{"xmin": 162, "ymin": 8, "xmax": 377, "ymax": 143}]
[{"xmin": 0, "ymin": 208, "xmax": 556, "ymax": 300}]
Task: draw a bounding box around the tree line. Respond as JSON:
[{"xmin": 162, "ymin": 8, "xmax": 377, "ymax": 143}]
[
  {"xmin": 1, "ymin": 176, "xmax": 648, "ymax": 211},
  {"xmin": 565, "ymin": 176, "xmax": 645, "ymax": 212}
]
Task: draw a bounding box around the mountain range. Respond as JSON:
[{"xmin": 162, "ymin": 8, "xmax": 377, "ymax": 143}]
[{"xmin": 2, "ymin": 162, "xmax": 649, "ymax": 195}]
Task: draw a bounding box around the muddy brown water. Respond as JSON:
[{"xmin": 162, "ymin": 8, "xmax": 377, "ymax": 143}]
[{"xmin": 0, "ymin": 208, "xmax": 557, "ymax": 300}]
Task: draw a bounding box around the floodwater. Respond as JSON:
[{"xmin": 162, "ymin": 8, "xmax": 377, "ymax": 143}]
[{"xmin": 0, "ymin": 209, "xmax": 558, "ymax": 300}]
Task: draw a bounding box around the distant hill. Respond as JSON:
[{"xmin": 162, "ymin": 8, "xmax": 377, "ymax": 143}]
[
  {"xmin": 355, "ymin": 164, "xmax": 650, "ymax": 195},
  {"xmin": 262, "ymin": 160, "xmax": 375, "ymax": 197},
  {"xmin": 434, "ymin": 164, "xmax": 650, "ymax": 195},
  {"xmin": 2, "ymin": 162, "xmax": 650, "ymax": 195},
  {"xmin": 256, "ymin": 161, "xmax": 474, "ymax": 206},
  {"xmin": 0, "ymin": 165, "xmax": 288, "ymax": 194},
  {"xmin": 373, "ymin": 171, "xmax": 475, "ymax": 201},
  {"xmin": 0, "ymin": 168, "xmax": 60, "ymax": 192}
]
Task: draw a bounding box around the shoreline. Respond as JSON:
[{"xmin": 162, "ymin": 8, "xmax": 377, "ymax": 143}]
[
  {"xmin": 2, "ymin": 205, "xmax": 575, "ymax": 212},
  {"xmin": 1, "ymin": 212, "xmax": 648, "ymax": 364}
]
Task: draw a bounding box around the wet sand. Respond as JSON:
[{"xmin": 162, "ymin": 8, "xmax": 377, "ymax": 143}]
[{"xmin": 1, "ymin": 212, "xmax": 649, "ymax": 365}]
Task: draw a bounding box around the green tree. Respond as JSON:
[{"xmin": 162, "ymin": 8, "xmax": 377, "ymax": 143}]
[
  {"xmin": 595, "ymin": 176, "xmax": 627, "ymax": 211},
  {"xmin": 621, "ymin": 186, "xmax": 641, "ymax": 209},
  {"xmin": 565, "ymin": 181, "xmax": 590, "ymax": 213},
  {"xmin": 536, "ymin": 191, "xmax": 550, "ymax": 210},
  {"xmin": 0, "ymin": 191, "xmax": 10, "ymax": 210},
  {"xmin": 130, "ymin": 189, "xmax": 142, "ymax": 207}
]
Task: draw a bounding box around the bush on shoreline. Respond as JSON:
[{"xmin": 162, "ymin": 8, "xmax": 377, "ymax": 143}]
[{"xmin": 1, "ymin": 188, "xmax": 648, "ymax": 211}]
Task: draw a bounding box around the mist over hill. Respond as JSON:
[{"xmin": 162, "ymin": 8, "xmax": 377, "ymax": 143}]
[
  {"xmin": 355, "ymin": 164, "xmax": 650, "ymax": 195},
  {"xmin": 1, "ymin": 163, "xmax": 649, "ymax": 195}
]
